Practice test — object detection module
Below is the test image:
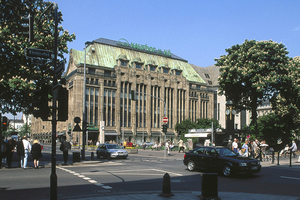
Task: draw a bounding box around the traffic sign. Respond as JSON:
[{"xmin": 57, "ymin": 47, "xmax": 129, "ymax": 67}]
[
  {"xmin": 25, "ymin": 48, "xmax": 54, "ymax": 59},
  {"xmin": 163, "ymin": 116, "xmax": 168, "ymax": 123}
]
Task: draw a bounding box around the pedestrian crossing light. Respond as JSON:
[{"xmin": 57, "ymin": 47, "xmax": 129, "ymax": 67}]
[
  {"xmin": 2, "ymin": 116, "xmax": 8, "ymax": 131},
  {"xmin": 162, "ymin": 124, "xmax": 167, "ymax": 133}
]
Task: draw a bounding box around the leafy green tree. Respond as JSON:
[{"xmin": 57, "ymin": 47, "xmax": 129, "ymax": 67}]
[
  {"xmin": 256, "ymin": 113, "xmax": 293, "ymax": 151},
  {"xmin": 0, "ymin": 0, "xmax": 75, "ymax": 115},
  {"xmin": 18, "ymin": 123, "xmax": 31, "ymax": 138},
  {"xmin": 273, "ymin": 56, "xmax": 300, "ymax": 132},
  {"xmin": 215, "ymin": 40, "xmax": 290, "ymax": 134}
]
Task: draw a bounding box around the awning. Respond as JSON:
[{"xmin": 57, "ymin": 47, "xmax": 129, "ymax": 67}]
[
  {"xmin": 185, "ymin": 133, "xmax": 209, "ymax": 138},
  {"xmin": 105, "ymin": 132, "xmax": 118, "ymax": 136}
]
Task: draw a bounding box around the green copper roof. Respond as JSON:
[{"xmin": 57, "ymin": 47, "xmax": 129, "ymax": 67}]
[{"xmin": 71, "ymin": 39, "xmax": 206, "ymax": 84}]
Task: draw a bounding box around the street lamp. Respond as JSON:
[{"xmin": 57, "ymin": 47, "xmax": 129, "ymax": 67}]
[{"xmin": 82, "ymin": 41, "xmax": 93, "ymax": 160}]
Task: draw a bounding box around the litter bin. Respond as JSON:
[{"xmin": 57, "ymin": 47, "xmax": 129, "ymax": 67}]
[{"xmin": 73, "ymin": 152, "xmax": 80, "ymax": 162}]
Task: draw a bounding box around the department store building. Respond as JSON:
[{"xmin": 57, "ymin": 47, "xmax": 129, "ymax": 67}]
[{"xmin": 31, "ymin": 38, "xmax": 215, "ymax": 145}]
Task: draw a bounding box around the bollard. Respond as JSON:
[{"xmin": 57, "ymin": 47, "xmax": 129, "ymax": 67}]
[
  {"xmin": 199, "ymin": 173, "xmax": 220, "ymax": 200},
  {"xmin": 159, "ymin": 173, "xmax": 174, "ymax": 197},
  {"xmin": 290, "ymin": 149, "xmax": 292, "ymax": 167},
  {"xmin": 298, "ymin": 155, "xmax": 300, "ymax": 163},
  {"xmin": 91, "ymin": 152, "xmax": 94, "ymax": 161},
  {"xmin": 272, "ymin": 151, "xmax": 275, "ymax": 164},
  {"xmin": 277, "ymin": 151, "xmax": 280, "ymax": 165}
]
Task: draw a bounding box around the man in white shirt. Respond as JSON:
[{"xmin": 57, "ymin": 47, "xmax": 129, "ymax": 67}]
[
  {"xmin": 232, "ymin": 138, "xmax": 238, "ymax": 153},
  {"xmin": 290, "ymin": 140, "xmax": 297, "ymax": 157},
  {"xmin": 21, "ymin": 136, "xmax": 31, "ymax": 169}
]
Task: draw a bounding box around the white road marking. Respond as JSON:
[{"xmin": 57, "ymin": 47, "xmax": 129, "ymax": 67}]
[
  {"xmin": 280, "ymin": 176, "xmax": 300, "ymax": 181},
  {"xmin": 57, "ymin": 166, "xmax": 113, "ymax": 190},
  {"xmin": 102, "ymin": 186, "xmax": 112, "ymax": 189}
]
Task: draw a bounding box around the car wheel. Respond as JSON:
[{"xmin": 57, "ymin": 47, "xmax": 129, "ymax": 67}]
[
  {"xmin": 107, "ymin": 154, "xmax": 111, "ymax": 160},
  {"xmin": 187, "ymin": 160, "xmax": 195, "ymax": 171},
  {"xmin": 222, "ymin": 165, "xmax": 232, "ymax": 177}
]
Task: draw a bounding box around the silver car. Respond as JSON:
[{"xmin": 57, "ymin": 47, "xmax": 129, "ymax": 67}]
[{"xmin": 96, "ymin": 143, "xmax": 128, "ymax": 159}]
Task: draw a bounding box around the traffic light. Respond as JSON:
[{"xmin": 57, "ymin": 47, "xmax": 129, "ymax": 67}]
[
  {"xmin": 162, "ymin": 124, "xmax": 167, "ymax": 133},
  {"xmin": 32, "ymin": 85, "xmax": 51, "ymax": 121},
  {"xmin": 57, "ymin": 86, "xmax": 68, "ymax": 121},
  {"xmin": 131, "ymin": 90, "xmax": 136, "ymax": 100},
  {"xmin": 21, "ymin": 13, "xmax": 34, "ymax": 43},
  {"xmin": 2, "ymin": 116, "xmax": 8, "ymax": 131}
]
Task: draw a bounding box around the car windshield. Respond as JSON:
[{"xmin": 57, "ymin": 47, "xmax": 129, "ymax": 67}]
[
  {"xmin": 107, "ymin": 144, "xmax": 122, "ymax": 149},
  {"xmin": 216, "ymin": 148, "xmax": 238, "ymax": 156}
]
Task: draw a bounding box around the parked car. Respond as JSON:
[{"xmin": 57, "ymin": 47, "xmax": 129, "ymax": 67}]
[
  {"xmin": 183, "ymin": 146, "xmax": 261, "ymax": 177},
  {"xmin": 96, "ymin": 143, "xmax": 128, "ymax": 159}
]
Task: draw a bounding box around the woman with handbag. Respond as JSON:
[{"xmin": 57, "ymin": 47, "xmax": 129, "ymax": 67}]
[{"xmin": 31, "ymin": 140, "xmax": 42, "ymax": 169}]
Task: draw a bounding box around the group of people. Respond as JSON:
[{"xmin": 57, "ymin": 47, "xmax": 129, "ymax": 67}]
[
  {"xmin": 228, "ymin": 138, "xmax": 298, "ymax": 159},
  {"xmin": 228, "ymin": 138, "xmax": 265, "ymax": 158},
  {"xmin": 0, "ymin": 135, "xmax": 42, "ymax": 169}
]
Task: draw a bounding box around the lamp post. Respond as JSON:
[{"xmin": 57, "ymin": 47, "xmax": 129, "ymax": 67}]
[{"xmin": 82, "ymin": 41, "xmax": 93, "ymax": 160}]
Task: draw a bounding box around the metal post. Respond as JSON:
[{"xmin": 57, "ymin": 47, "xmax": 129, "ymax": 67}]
[
  {"xmin": 290, "ymin": 149, "xmax": 292, "ymax": 167},
  {"xmin": 277, "ymin": 151, "xmax": 280, "ymax": 165},
  {"xmin": 82, "ymin": 41, "xmax": 93, "ymax": 160},
  {"xmin": 50, "ymin": 4, "xmax": 58, "ymax": 200},
  {"xmin": 122, "ymin": 85, "xmax": 124, "ymax": 145}
]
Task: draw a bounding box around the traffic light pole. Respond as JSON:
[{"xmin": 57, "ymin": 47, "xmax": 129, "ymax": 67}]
[{"xmin": 50, "ymin": 4, "xmax": 58, "ymax": 200}]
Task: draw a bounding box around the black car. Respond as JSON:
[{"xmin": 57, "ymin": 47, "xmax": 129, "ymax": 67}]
[
  {"xmin": 183, "ymin": 146, "xmax": 261, "ymax": 176},
  {"xmin": 96, "ymin": 143, "xmax": 128, "ymax": 159}
]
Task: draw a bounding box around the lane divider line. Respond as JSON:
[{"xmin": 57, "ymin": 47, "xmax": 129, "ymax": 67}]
[{"xmin": 57, "ymin": 166, "xmax": 113, "ymax": 190}]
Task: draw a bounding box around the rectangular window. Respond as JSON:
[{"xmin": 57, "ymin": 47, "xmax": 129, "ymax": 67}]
[
  {"xmin": 121, "ymin": 61, "xmax": 127, "ymax": 66},
  {"xmin": 150, "ymin": 66, "xmax": 156, "ymax": 71},
  {"xmin": 88, "ymin": 68, "xmax": 95, "ymax": 74},
  {"xmin": 176, "ymin": 71, "xmax": 181, "ymax": 76},
  {"xmin": 95, "ymin": 89, "xmax": 98, "ymax": 126},
  {"xmin": 163, "ymin": 68, "xmax": 169, "ymax": 73},
  {"xmin": 136, "ymin": 64, "xmax": 142, "ymax": 69}
]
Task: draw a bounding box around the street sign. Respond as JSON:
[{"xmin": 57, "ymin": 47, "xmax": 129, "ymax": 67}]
[
  {"xmin": 163, "ymin": 116, "xmax": 168, "ymax": 123},
  {"xmin": 25, "ymin": 48, "xmax": 54, "ymax": 59}
]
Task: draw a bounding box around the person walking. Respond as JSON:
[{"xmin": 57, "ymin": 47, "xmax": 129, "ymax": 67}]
[
  {"xmin": 6, "ymin": 139, "xmax": 16, "ymax": 168},
  {"xmin": 289, "ymin": 140, "xmax": 297, "ymax": 157},
  {"xmin": 227, "ymin": 140, "xmax": 232, "ymax": 150},
  {"xmin": 31, "ymin": 140, "xmax": 42, "ymax": 169},
  {"xmin": 178, "ymin": 139, "xmax": 184, "ymax": 153},
  {"xmin": 60, "ymin": 137, "xmax": 71, "ymax": 164},
  {"xmin": 21, "ymin": 136, "xmax": 31, "ymax": 169},
  {"xmin": 241, "ymin": 140, "xmax": 249, "ymax": 157},
  {"xmin": 232, "ymin": 138, "xmax": 238, "ymax": 153}
]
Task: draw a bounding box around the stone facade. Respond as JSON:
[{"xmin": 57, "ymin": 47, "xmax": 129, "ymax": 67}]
[{"xmin": 30, "ymin": 38, "xmax": 215, "ymax": 145}]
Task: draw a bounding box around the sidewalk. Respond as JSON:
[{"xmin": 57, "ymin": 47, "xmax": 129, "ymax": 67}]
[{"xmin": 74, "ymin": 191, "xmax": 300, "ymax": 200}]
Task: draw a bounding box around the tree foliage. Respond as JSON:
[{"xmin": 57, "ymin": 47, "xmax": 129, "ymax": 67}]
[
  {"xmin": 273, "ymin": 56, "xmax": 300, "ymax": 131},
  {"xmin": 0, "ymin": 0, "xmax": 75, "ymax": 114},
  {"xmin": 255, "ymin": 113, "xmax": 294, "ymax": 151},
  {"xmin": 215, "ymin": 39, "xmax": 290, "ymax": 133}
]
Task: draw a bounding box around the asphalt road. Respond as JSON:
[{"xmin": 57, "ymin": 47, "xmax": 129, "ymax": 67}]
[{"xmin": 1, "ymin": 145, "xmax": 300, "ymax": 199}]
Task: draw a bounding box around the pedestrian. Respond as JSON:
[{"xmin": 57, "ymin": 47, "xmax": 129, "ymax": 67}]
[
  {"xmin": 21, "ymin": 135, "xmax": 31, "ymax": 169},
  {"xmin": 166, "ymin": 141, "xmax": 170, "ymax": 155},
  {"xmin": 232, "ymin": 138, "xmax": 238, "ymax": 153},
  {"xmin": 60, "ymin": 137, "xmax": 71, "ymax": 164},
  {"xmin": 169, "ymin": 143, "xmax": 174, "ymax": 151},
  {"xmin": 0, "ymin": 136, "xmax": 7, "ymax": 168},
  {"xmin": 16, "ymin": 138, "xmax": 24, "ymax": 168},
  {"xmin": 178, "ymin": 139, "xmax": 184, "ymax": 153},
  {"xmin": 289, "ymin": 140, "xmax": 297, "ymax": 157},
  {"xmin": 31, "ymin": 140, "xmax": 42, "ymax": 169},
  {"xmin": 6, "ymin": 138, "xmax": 16, "ymax": 168},
  {"xmin": 241, "ymin": 140, "xmax": 249, "ymax": 157},
  {"xmin": 96, "ymin": 141, "xmax": 100, "ymax": 146},
  {"xmin": 143, "ymin": 142, "xmax": 146, "ymax": 150},
  {"xmin": 227, "ymin": 140, "xmax": 232, "ymax": 150}
]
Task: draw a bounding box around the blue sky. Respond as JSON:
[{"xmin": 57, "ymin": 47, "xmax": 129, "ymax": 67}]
[
  {"xmin": 52, "ymin": 0, "xmax": 300, "ymax": 67},
  {"xmin": 7, "ymin": 0, "xmax": 300, "ymax": 119}
]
